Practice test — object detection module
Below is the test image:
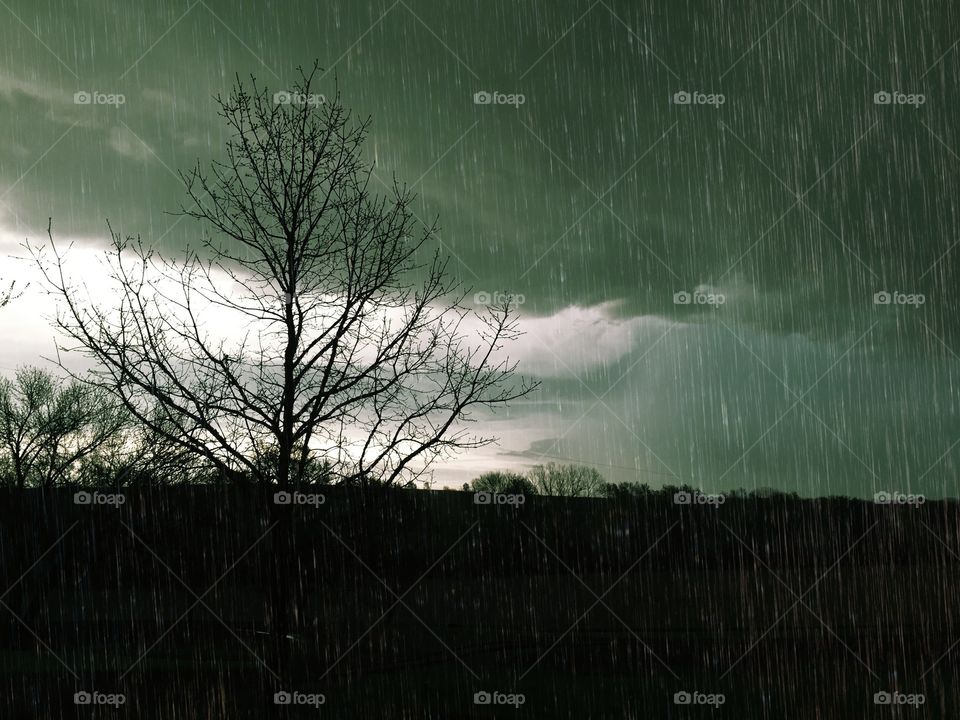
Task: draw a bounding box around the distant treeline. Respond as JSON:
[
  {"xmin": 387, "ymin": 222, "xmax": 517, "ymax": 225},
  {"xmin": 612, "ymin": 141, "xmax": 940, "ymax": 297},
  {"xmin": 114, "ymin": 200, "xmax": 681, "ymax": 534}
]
[{"xmin": 463, "ymin": 467, "xmax": 803, "ymax": 502}]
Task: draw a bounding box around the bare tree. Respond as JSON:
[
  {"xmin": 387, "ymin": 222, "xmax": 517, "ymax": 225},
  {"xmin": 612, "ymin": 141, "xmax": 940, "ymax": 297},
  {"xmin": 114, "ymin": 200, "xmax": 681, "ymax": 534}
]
[
  {"xmin": 30, "ymin": 63, "xmax": 535, "ymax": 490},
  {"xmin": 528, "ymin": 462, "xmax": 607, "ymax": 497},
  {"xmin": 0, "ymin": 366, "xmax": 126, "ymax": 489},
  {"xmin": 470, "ymin": 470, "xmax": 537, "ymax": 495}
]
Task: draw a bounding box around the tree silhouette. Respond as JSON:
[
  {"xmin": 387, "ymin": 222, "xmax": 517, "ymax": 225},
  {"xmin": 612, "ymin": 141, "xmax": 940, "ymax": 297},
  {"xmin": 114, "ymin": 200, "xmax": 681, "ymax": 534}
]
[
  {"xmin": 528, "ymin": 462, "xmax": 606, "ymax": 497},
  {"xmin": 601, "ymin": 479, "xmax": 652, "ymax": 499},
  {"xmin": 470, "ymin": 469, "xmax": 537, "ymax": 495},
  {"xmin": 32, "ymin": 63, "xmax": 535, "ymax": 490},
  {"xmin": 0, "ymin": 366, "xmax": 126, "ymax": 489}
]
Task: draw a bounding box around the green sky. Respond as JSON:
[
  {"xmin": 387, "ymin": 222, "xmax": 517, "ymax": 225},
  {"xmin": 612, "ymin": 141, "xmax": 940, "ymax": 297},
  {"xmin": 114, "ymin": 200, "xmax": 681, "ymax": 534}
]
[{"xmin": 1, "ymin": 0, "xmax": 959, "ymax": 495}]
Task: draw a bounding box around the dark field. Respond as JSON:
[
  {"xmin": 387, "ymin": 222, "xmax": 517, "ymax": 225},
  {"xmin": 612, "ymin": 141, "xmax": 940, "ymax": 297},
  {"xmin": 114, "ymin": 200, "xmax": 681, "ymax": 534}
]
[{"xmin": 1, "ymin": 487, "xmax": 958, "ymax": 718}]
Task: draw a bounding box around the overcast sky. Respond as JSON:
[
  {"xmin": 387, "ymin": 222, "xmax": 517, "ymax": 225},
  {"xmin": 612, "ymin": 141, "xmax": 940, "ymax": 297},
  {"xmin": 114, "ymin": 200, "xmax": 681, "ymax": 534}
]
[{"xmin": 1, "ymin": 0, "xmax": 959, "ymax": 495}]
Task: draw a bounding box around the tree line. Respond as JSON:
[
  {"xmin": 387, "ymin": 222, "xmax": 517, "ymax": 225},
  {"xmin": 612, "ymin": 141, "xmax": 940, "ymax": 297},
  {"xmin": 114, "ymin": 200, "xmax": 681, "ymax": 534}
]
[{"xmin": 466, "ymin": 465, "xmax": 803, "ymax": 500}]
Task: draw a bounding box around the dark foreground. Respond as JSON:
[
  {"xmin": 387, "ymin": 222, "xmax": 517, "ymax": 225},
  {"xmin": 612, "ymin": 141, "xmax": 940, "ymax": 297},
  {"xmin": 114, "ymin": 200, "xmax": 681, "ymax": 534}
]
[{"xmin": 0, "ymin": 486, "xmax": 957, "ymax": 718}]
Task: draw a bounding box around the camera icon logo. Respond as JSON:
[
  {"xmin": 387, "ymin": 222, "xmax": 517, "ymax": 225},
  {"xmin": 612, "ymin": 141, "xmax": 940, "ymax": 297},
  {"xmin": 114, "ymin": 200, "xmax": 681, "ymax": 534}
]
[
  {"xmin": 274, "ymin": 691, "xmax": 292, "ymax": 705},
  {"xmin": 73, "ymin": 91, "xmax": 92, "ymax": 105},
  {"xmin": 473, "ymin": 291, "xmax": 491, "ymax": 305},
  {"xmin": 873, "ymin": 291, "xmax": 891, "ymax": 305},
  {"xmin": 273, "ymin": 91, "xmax": 292, "ymax": 105},
  {"xmin": 674, "ymin": 691, "xmax": 692, "ymax": 704},
  {"xmin": 74, "ymin": 691, "xmax": 92, "ymax": 705},
  {"xmin": 673, "ymin": 91, "xmax": 691, "ymax": 105},
  {"xmin": 673, "ymin": 491, "xmax": 692, "ymax": 505},
  {"xmin": 473, "ymin": 91, "xmax": 492, "ymax": 105},
  {"xmin": 673, "ymin": 291, "xmax": 691, "ymax": 305},
  {"xmin": 74, "ymin": 491, "xmax": 92, "ymax": 505},
  {"xmin": 873, "ymin": 91, "xmax": 892, "ymax": 105},
  {"xmin": 873, "ymin": 691, "xmax": 891, "ymax": 705},
  {"xmin": 474, "ymin": 691, "xmax": 492, "ymax": 704},
  {"xmin": 273, "ymin": 491, "xmax": 291, "ymax": 505},
  {"xmin": 474, "ymin": 491, "xmax": 492, "ymax": 505}
]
